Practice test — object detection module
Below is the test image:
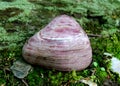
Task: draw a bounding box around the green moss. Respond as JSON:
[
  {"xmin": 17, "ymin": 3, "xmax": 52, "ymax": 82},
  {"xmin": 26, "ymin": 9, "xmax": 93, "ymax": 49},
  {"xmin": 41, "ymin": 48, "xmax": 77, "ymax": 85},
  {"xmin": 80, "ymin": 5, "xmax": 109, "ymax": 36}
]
[
  {"xmin": 0, "ymin": 0, "xmax": 120, "ymax": 86},
  {"xmin": 105, "ymin": 34, "xmax": 120, "ymax": 59},
  {"xmin": 0, "ymin": 0, "xmax": 35, "ymax": 22},
  {"xmin": 0, "ymin": 26, "xmax": 26, "ymax": 51},
  {"xmin": 95, "ymin": 68, "xmax": 108, "ymax": 84},
  {"xmin": 27, "ymin": 70, "xmax": 45, "ymax": 86}
]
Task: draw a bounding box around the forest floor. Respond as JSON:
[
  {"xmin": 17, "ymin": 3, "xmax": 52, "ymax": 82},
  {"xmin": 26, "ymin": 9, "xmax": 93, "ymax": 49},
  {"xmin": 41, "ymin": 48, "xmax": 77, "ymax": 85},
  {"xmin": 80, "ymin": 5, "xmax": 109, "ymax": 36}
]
[{"xmin": 0, "ymin": 0, "xmax": 120, "ymax": 86}]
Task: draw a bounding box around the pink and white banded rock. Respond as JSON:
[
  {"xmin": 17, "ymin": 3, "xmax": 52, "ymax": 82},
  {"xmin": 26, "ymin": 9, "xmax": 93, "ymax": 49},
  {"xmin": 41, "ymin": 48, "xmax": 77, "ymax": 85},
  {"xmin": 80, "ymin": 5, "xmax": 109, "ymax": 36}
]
[{"xmin": 22, "ymin": 15, "xmax": 92, "ymax": 71}]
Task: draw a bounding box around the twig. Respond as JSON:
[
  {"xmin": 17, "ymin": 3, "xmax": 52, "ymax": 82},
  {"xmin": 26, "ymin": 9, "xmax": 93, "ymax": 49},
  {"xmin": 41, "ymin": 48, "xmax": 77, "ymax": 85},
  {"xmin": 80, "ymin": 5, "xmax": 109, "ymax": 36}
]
[
  {"xmin": 88, "ymin": 34, "xmax": 102, "ymax": 37},
  {"xmin": 91, "ymin": 68, "xmax": 96, "ymax": 76},
  {"xmin": 22, "ymin": 79, "xmax": 29, "ymax": 86}
]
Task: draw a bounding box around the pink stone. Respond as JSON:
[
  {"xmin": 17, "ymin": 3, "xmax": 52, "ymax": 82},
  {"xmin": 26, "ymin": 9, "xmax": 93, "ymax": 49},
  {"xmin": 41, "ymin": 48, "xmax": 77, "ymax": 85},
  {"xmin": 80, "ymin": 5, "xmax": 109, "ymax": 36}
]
[{"xmin": 22, "ymin": 15, "xmax": 92, "ymax": 71}]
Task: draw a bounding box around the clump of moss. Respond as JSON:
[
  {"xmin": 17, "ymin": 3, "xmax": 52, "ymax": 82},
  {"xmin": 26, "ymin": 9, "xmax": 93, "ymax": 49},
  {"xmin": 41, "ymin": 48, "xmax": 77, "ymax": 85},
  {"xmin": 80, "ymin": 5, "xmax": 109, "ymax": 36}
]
[
  {"xmin": 0, "ymin": 0, "xmax": 35, "ymax": 22},
  {"xmin": 27, "ymin": 70, "xmax": 45, "ymax": 86},
  {"xmin": 47, "ymin": 70, "xmax": 84, "ymax": 86},
  {"xmin": 105, "ymin": 34, "xmax": 120, "ymax": 59}
]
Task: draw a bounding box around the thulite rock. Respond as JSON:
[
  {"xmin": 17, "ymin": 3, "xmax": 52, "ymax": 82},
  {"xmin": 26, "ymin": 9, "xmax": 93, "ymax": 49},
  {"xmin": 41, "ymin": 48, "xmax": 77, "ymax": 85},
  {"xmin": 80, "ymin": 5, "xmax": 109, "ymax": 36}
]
[{"xmin": 22, "ymin": 15, "xmax": 92, "ymax": 71}]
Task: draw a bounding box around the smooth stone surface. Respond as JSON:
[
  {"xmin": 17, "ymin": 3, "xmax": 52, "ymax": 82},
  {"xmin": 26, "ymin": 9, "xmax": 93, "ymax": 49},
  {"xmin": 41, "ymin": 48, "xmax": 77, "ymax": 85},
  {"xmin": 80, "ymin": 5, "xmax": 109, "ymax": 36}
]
[
  {"xmin": 111, "ymin": 57, "xmax": 120, "ymax": 75},
  {"xmin": 10, "ymin": 60, "xmax": 32, "ymax": 78},
  {"xmin": 22, "ymin": 15, "xmax": 92, "ymax": 71}
]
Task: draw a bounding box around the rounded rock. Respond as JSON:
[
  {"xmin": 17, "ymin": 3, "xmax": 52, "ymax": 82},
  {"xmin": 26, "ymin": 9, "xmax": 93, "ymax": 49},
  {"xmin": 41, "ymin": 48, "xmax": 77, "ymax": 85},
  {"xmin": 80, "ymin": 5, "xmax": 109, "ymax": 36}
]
[{"xmin": 22, "ymin": 15, "xmax": 92, "ymax": 71}]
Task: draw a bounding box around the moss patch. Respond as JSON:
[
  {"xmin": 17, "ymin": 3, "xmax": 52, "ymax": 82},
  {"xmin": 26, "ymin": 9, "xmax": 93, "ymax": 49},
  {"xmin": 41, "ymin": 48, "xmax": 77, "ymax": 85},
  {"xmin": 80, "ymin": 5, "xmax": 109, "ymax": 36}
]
[{"xmin": 0, "ymin": 0, "xmax": 120, "ymax": 86}]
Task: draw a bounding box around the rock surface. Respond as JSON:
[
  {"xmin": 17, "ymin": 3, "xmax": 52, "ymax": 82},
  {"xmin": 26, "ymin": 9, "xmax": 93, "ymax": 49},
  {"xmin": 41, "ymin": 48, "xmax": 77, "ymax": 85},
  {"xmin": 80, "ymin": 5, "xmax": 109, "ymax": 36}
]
[
  {"xmin": 111, "ymin": 57, "xmax": 120, "ymax": 75},
  {"xmin": 22, "ymin": 15, "xmax": 92, "ymax": 71},
  {"xmin": 10, "ymin": 60, "xmax": 32, "ymax": 78}
]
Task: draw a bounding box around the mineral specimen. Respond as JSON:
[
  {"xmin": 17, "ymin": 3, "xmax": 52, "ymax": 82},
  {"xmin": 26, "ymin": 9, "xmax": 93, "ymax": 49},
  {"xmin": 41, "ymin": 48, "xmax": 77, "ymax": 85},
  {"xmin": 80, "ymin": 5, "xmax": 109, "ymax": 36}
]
[{"xmin": 22, "ymin": 15, "xmax": 92, "ymax": 71}]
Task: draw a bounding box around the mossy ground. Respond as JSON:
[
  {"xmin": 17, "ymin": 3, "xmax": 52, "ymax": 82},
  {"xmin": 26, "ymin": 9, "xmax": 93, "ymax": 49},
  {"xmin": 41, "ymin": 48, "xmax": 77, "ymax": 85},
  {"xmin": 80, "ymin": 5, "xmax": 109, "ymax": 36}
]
[{"xmin": 0, "ymin": 0, "xmax": 120, "ymax": 86}]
